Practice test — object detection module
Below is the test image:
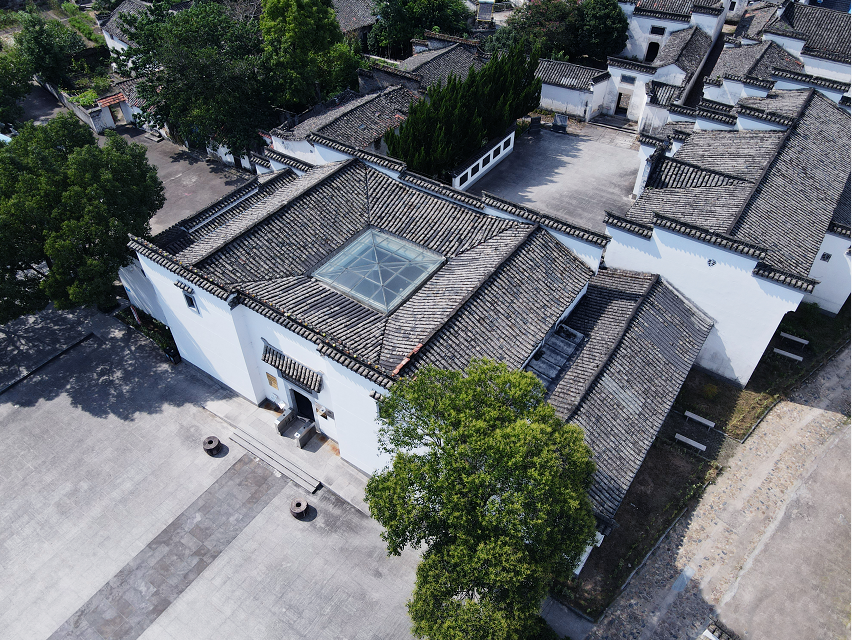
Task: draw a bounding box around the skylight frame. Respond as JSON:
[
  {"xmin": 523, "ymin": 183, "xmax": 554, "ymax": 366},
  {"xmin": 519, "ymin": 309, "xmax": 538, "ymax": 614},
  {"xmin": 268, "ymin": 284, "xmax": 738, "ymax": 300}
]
[{"xmin": 313, "ymin": 228, "xmax": 445, "ymax": 315}]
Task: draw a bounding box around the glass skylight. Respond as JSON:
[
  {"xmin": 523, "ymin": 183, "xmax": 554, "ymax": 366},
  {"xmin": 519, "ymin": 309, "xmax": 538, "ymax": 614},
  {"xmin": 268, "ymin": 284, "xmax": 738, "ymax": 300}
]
[{"xmin": 313, "ymin": 228, "xmax": 444, "ymax": 314}]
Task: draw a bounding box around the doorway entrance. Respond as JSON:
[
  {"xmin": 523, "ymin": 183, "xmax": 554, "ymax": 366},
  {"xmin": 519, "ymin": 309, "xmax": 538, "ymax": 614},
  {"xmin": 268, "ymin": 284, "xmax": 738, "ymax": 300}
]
[
  {"xmin": 615, "ymin": 92, "xmax": 631, "ymax": 116},
  {"xmin": 644, "ymin": 41, "xmax": 660, "ymax": 63},
  {"xmin": 293, "ymin": 390, "xmax": 314, "ymax": 420}
]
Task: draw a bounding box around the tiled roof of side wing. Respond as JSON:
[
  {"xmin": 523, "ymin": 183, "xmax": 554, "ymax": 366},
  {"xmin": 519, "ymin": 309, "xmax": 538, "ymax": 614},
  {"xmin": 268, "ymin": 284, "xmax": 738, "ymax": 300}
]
[
  {"xmin": 271, "ymin": 87, "xmax": 417, "ymax": 147},
  {"xmin": 764, "ymin": 2, "xmax": 851, "ymax": 63},
  {"xmin": 103, "ymin": 0, "xmax": 148, "ymax": 44},
  {"xmin": 406, "ymin": 229, "xmax": 593, "ymax": 375},
  {"xmin": 331, "ymin": 0, "xmax": 375, "ymax": 33},
  {"xmin": 397, "ymin": 44, "xmax": 487, "ymax": 88},
  {"xmin": 653, "ymin": 26, "xmax": 712, "ymax": 77},
  {"xmin": 731, "ymin": 92, "xmax": 851, "ymax": 281},
  {"xmin": 536, "ymin": 59, "xmax": 610, "ymax": 90},
  {"xmin": 632, "ymin": 0, "xmax": 694, "ymax": 19},
  {"xmin": 646, "ymin": 81, "xmax": 684, "ymax": 106},
  {"xmin": 708, "ymin": 41, "xmax": 803, "ymax": 84},
  {"xmin": 771, "ymin": 68, "xmax": 850, "ymax": 92},
  {"xmin": 563, "ymin": 272, "xmax": 713, "ymax": 521},
  {"xmin": 733, "ymin": 4, "xmax": 778, "ymax": 41}
]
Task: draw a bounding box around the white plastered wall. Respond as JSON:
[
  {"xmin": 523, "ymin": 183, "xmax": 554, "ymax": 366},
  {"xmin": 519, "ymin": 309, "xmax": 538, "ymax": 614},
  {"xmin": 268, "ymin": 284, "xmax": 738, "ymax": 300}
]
[
  {"xmin": 118, "ymin": 260, "xmax": 168, "ymax": 325},
  {"xmin": 772, "ymin": 78, "xmax": 845, "ymax": 105},
  {"xmin": 703, "ymin": 79, "xmax": 770, "ymax": 106},
  {"xmin": 135, "ymin": 254, "xmax": 261, "ymax": 402},
  {"xmin": 799, "ymin": 55, "xmax": 852, "ymax": 84},
  {"xmin": 604, "ymin": 226, "xmax": 804, "ymax": 385},
  {"xmin": 804, "ymin": 233, "xmax": 852, "ymax": 314},
  {"xmin": 540, "ymin": 84, "xmax": 592, "ymax": 118}
]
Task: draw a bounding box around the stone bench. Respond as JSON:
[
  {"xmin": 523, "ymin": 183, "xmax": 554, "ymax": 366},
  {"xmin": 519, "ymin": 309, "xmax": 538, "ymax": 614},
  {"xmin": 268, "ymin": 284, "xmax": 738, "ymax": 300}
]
[
  {"xmin": 773, "ymin": 348, "xmax": 803, "ymax": 362},
  {"xmin": 779, "ymin": 332, "xmax": 809, "ymax": 347},
  {"xmin": 675, "ymin": 433, "xmax": 707, "ymax": 452},
  {"xmin": 684, "ymin": 411, "xmax": 715, "ymax": 429}
]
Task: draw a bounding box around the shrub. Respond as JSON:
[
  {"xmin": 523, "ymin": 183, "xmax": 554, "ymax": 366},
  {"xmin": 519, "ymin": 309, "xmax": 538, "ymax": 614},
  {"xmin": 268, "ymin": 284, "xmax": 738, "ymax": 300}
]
[
  {"xmin": 702, "ymin": 383, "xmax": 719, "ymax": 400},
  {"xmin": 61, "ymin": 1, "xmax": 79, "ymax": 16},
  {"xmin": 91, "ymin": 75, "xmax": 111, "ymax": 93},
  {"xmin": 69, "ymin": 89, "xmax": 98, "ymax": 107}
]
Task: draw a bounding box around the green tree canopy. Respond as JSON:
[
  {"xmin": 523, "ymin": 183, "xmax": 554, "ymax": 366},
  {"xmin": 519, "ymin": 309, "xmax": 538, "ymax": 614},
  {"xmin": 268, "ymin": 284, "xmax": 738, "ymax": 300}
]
[
  {"xmin": 260, "ymin": 0, "xmax": 361, "ymax": 109},
  {"xmin": 365, "ymin": 359, "xmax": 597, "ymax": 640},
  {"xmin": 368, "ymin": 0, "xmax": 470, "ymax": 59},
  {"xmin": 0, "ymin": 48, "xmax": 34, "ymax": 124},
  {"xmin": 118, "ymin": 0, "xmax": 275, "ymax": 156},
  {"xmin": 483, "ymin": 0, "xmax": 627, "ymax": 63},
  {"xmin": 14, "ymin": 10, "xmax": 85, "ymax": 87},
  {"xmin": 385, "ymin": 42, "xmax": 541, "ymax": 180},
  {"xmin": 0, "ymin": 113, "xmax": 165, "ymax": 322},
  {"xmin": 579, "ymin": 0, "xmax": 629, "ymax": 62}
]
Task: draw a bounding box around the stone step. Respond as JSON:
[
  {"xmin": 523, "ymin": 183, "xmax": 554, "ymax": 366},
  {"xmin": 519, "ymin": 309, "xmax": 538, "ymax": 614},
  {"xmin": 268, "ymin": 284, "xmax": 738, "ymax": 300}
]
[{"xmin": 230, "ymin": 426, "xmax": 321, "ymax": 493}]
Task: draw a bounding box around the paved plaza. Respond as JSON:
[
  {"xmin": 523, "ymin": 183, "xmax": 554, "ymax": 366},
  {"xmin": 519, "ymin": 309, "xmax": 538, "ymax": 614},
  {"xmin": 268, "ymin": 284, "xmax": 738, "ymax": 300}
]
[
  {"xmin": 473, "ymin": 125, "xmax": 639, "ymax": 233},
  {"xmin": 0, "ymin": 311, "xmax": 418, "ymax": 640}
]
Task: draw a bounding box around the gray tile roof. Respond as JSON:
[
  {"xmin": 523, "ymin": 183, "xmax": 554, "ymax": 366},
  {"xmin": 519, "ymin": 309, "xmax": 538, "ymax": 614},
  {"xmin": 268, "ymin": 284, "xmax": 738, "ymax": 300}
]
[
  {"xmin": 137, "ymin": 160, "xmax": 596, "ymax": 383},
  {"xmin": 262, "ymin": 344, "xmax": 323, "ymax": 392},
  {"xmin": 263, "ymin": 147, "xmax": 315, "ymax": 173},
  {"xmin": 763, "ymin": 1, "xmax": 851, "ymax": 63},
  {"xmin": 397, "ymin": 44, "xmax": 486, "ymax": 89},
  {"xmin": 653, "ymin": 26, "xmax": 712, "ymax": 78},
  {"xmin": 537, "ymin": 269, "xmax": 713, "ymax": 522},
  {"xmin": 733, "ymin": 3, "xmax": 779, "ymax": 41},
  {"xmin": 770, "ymin": 68, "xmax": 851, "ymax": 92},
  {"xmin": 536, "ymin": 59, "xmax": 610, "ymax": 90},
  {"xmin": 102, "ymin": 0, "xmax": 148, "ymax": 44},
  {"xmin": 631, "ymin": 0, "xmax": 694, "ymax": 20},
  {"xmin": 708, "ymin": 41, "xmax": 803, "ymax": 84},
  {"xmin": 271, "ymin": 87, "xmax": 418, "ymax": 149},
  {"xmin": 646, "ymin": 81, "xmax": 684, "ymax": 106},
  {"xmin": 331, "ymin": 0, "xmax": 375, "ymax": 34},
  {"xmin": 830, "ymin": 176, "xmax": 851, "ymax": 233},
  {"xmin": 624, "ymin": 90, "xmax": 851, "ymax": 289},
  {"xmin": 113, "ymin": 77, "xmax": 141, "ymax": 107}
]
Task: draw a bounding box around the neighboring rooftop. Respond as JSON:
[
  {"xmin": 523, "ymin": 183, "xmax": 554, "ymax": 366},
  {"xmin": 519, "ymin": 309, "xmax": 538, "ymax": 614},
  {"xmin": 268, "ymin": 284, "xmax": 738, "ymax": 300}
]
[
  {"xmin": 624, "ymin": 90, "xmax": 851, "ymax": 289},
  {"xmin": 532, "ymin": 269, "xmax": 713, "ymax": 523},
  {"xmin": 270, "ymin": 86, "xmax": 418, "ymax": 149},
  {"xmin": 102, "ymin": 0, "xmax": 149, "ymax": 45},
  {"xmin": 331, "ymin": 0, "xmax": 375, "ymax": 34},
  {"xmin": 708, "ymin": 40, "xmax": 803, "ymax": 84},
  {"xmin": 536, "ymin": 59, "xmax": 611, "ymax": 90},
  {"xmin": 733, "ymin": 3, "xmax": 779, "ymax": 42},
  {"xmin": 763, "ymin": 1, "xmax": 851, "ymax": 63},
  {"xmin": 653, "ymin": 25, "xmax": 713, "ymax": 78},
  {"xmin": 397, "ymin": 44, "xmax": 487, "ymax": 89},
  {"xmin": 627, "ymin": 0, "xmax": 724, "ymax": 21}
]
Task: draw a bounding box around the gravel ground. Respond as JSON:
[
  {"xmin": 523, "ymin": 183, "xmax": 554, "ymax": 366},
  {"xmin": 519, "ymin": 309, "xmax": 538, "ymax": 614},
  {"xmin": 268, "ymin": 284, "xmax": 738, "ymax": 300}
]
[{"xmin": 586, "ymin": 348, "xmax": 851, "ymax": 640}]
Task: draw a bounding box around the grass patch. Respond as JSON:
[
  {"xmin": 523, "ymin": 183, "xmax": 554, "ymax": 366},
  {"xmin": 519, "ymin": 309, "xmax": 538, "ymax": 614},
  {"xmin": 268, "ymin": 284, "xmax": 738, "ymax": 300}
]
[
  {"xmin": 115, "ymin": 306, "xmax": 178, "ymax": 354},
  {"xmin": 675, "ymin": 299, "xmax": 851, "ymax": 439},
  {"xmin": 552, "ymin": 442, "xmax": 713, "ymax": 618}
]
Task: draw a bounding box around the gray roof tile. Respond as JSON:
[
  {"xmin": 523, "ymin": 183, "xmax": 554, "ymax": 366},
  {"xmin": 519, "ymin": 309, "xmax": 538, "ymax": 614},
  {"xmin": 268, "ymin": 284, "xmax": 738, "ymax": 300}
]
[
  {"xmin": 331, "ymin": 0, "xmax": 375, "ymax": 33},
  {"xmin": 653, "ymin": 26, "xmax": 712, "ymax": 78},
  {"xmin": 764, "ymin": 1, "xmax": 851, "ymax": 63},
  {"xmin": 262, "ymin": 344, "xmax": 323, "ymax": 392},
  {"xmin": 397, "ymin": 44, "xmax": 486, "ymax": 89},
  {"xmin": 536, "ymin": 59, "xmax": 610, "ymax": 90},
  {"xmin": 708, "ymin": 40, "xmax": 803, "ymax": 84}
]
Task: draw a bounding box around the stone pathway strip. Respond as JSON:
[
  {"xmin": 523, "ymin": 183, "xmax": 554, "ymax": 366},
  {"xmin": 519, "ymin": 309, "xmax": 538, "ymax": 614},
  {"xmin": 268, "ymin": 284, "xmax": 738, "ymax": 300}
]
[{"xmin": 48, "ymin": 455, "xmax": 283, "ymax": 640}]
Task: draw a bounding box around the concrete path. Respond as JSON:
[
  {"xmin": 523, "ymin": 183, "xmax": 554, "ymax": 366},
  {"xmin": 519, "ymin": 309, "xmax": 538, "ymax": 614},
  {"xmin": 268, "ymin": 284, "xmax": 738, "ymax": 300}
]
[{"xmin": 585, "ymin": 348, "xmax": 850, "ymax": 640}]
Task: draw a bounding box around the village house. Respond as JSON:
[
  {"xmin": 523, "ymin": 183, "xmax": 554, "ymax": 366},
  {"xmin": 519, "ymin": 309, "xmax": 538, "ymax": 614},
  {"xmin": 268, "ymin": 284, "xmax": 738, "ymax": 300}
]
[
  {"xmin": 703, "ymin": 0, "xmax": 850, "ymax": 106},
  {"xmin": 535, "ymin": 24, "xmax": 714, "ymax": 127},
  {"xmin": 608, "ymin": 88, "xmax": 850, "ymax": 386},
  {"xmin": 119, "ymin": 158, "xmax": 712, "ymax": 546}
]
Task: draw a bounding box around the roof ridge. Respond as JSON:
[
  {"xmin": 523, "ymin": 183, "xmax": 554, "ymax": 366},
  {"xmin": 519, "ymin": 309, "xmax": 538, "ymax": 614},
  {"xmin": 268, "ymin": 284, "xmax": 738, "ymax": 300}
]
[
  {"xmin": 379, "ymin": 225, "xmax": 536, "ymax": 372},
  {"xmin": 566, "ymin": 272, "xmax": 659, "ymax": 419},
  {"xmin": 481, "ymin": 191, "xmax": 610, "ymax": 247},
  {"xmin": 725, "ymin": 89, "xmax": 814, "ymax": 236}
]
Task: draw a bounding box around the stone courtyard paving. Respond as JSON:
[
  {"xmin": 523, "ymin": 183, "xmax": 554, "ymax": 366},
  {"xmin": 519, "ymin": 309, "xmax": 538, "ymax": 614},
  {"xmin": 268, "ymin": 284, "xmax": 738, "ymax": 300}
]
[
  {"xmin": 0, "ymin": 312, "xmax": 418, "ymax": 640},
  {"xmin": 586, "ymin": 348, "xmax": 851, "ymax": 640}
]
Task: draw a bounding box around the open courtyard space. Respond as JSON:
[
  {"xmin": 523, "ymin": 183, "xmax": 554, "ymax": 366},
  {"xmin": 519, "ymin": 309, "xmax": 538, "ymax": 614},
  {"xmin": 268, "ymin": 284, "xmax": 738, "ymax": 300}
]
[
  {"xmin": 473, "ymin": 125, "xmax": 639, "ymax": 233},
  {"xmin": 0, "ymin": 311, "xmax": 418, "ymax": 640}
]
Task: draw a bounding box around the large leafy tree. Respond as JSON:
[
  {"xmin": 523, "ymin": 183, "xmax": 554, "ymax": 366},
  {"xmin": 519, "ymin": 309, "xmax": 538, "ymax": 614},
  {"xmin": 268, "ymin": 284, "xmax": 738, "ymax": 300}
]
[
  {"xmin": 0, "ymin": 113, "xmax": 164, "ymax": 322},
  {"xmin": 483, "ymin": 0, "xmax": 627, "ymax": 63},
  {"xmin": 118, "ymin": 0, "xmax": 274, "ymax": 157},
  {"xmin": 579, "ymin": 0, "xmax": 628, "ymax": 61},
  {"xmin": 13, "ymin": 10, "xmax": 85, "ymax": 87},
  {"xmin": 0, "ymin": 48, "xmax": 33, "ymax": 123},
  {"xmin": 260, "ymin": 0, "xmax": 361, "ymax": 109},
  {"xmin": 368, "ymin": 0, "xmax": 470, "ymax": 59},
  {"xmin": 385, "ymin": 42, "xmax": 541, "ymax": 180},
  {"xmin": 365, "ymin": 359, "xmax": 597, "ymax": 640}
]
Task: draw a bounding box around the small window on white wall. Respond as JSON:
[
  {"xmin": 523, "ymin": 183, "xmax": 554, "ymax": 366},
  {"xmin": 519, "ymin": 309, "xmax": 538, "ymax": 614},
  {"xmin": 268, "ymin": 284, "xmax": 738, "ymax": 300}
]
[
  {"xmin": 184, "ymin": 293, "xmax": 198, "ymax": 310},
  {"xmin": 650, "ymin": 25, "xmax": 665, "ymax": 35},
  {"xmin": 820, "ymin": 252, "xmax": 832, "ymax": 262},
  {"xmin": 621, "ymin": 75, "xmax": 636, "ymax": 85}
]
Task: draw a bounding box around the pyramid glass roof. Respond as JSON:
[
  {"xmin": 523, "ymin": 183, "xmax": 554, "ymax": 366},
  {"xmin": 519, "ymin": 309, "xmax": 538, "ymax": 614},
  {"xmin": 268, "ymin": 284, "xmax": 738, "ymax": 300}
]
[{"xmin": 313, "ymin": 228, "xmax": 445, "ymax": 314}]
